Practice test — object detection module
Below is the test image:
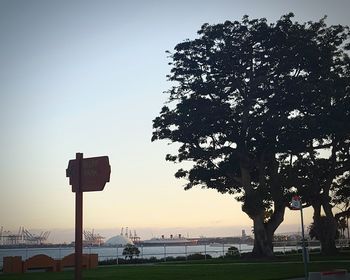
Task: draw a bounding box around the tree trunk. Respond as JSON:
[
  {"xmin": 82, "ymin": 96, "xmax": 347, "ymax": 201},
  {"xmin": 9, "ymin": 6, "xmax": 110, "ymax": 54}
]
[
  {"xmin": 240, "ymin": 153, "xmax": 286, "ymax": 258},
  {"xmin": 251, "ymin": 214, "xmax": 274, "ymax": 258},
  {"xmin": 250, "ymin": 203, "xmax": 286, "ymax": 258},
  {"xmin": 240, "ymin": 165, "xmax": 275, "ymax": 258},
  {"xmin": 321, "ymin": 201, "xmax": 338, "ymax": 254},
  {"xmin": 317, "ymin": 218, "xmax": 337, "ymax": 255},
  {"xmin": 312, "ymin": 201, "xmax": 338, "ymax": 255}
]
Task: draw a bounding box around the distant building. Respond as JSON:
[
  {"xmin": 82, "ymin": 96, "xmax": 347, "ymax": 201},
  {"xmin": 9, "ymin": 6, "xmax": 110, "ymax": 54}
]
[
  {"xmin": 105, "ymin": 235, "xmax": 133, "ymax": 246},
  {"xmin": 105, "ymin": 227, "xmax": 135, "ymax": 246}
]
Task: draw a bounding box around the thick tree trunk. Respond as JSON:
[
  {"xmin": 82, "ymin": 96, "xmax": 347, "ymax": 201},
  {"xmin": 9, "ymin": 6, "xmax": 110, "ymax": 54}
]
[
  {"xmin": 240, "ymin": 152, "xmax": 286, "ymax": 258},
  {"xmin": 312, "ymin": 201, "xmax": 338, "ymax": 255},
  {"xmin": 250, "ymin": 203, "xmax": 286, "ymax": 258},
  {"xmin": 240, "ymin": 165, "xmax": 274, "ymax": 258},
  {"xmin": 316, "ymin": 218, "xmax": 337, "ymax": 254},
  {"xmin": 321, "ymin": 202, "xmax": 338, "ymax": 254},
  {"xmin": 251, "ymin": 214, "xmax": 274, "ymax": 258}
]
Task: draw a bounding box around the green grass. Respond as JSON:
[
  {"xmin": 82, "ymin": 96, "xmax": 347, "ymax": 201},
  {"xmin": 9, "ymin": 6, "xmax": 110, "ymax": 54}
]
[{"xmin": 1, "ymin": 260, "xmax": 350, "ymax": 280}]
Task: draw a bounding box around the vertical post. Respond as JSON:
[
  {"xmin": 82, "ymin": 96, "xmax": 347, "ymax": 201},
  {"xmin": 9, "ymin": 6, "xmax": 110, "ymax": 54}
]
[
  {"xmin": 75, "ymin": 153, "xmax": 83, "ymax": 280},
  {"xmin": 300, "ymin": 205, "xmax": 308, "ymax": 280},
  {"xmin": 296, "ymin": 241, "xmax": 298, "ymax": 252},
  {"xmin": 163, "ymin": 244, "xmax": 166, "ymax": 262}
]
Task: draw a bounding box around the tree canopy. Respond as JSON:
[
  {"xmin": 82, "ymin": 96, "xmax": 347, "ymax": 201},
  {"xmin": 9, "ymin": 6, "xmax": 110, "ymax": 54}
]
[
  {"xmin": 152, "ymin": 13, "xmax": 350, "ymax": 257},
  {"xmin": 122, "ymin": 244, "xmax": 140, "ymax": 260}
]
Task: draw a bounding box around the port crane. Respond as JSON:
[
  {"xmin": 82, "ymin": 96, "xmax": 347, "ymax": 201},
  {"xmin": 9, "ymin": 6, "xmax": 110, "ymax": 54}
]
[{"xmin": 0, "ymin": 226, "xmax": 50, "ymax": 245}]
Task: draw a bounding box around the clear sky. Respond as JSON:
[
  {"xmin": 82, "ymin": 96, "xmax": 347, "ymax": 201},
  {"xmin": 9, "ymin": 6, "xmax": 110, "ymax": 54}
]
[{"xmin": 1, "ymin": 0, "xmax": 349, "ymax": 243}]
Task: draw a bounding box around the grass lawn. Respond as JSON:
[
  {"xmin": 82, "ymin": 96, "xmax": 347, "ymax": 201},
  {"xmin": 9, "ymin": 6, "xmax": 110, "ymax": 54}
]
[{"xmin": 1, "ymin": 260, "xmax": 350, "ymax": 280}]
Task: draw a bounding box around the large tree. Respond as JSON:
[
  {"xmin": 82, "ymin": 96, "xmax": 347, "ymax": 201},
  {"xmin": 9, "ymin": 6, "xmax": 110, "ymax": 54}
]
[
  {"xmin": 280, "ymin": 26, "xmax": 350, "ymax": 253},
  {"xmin": 152, "ymin": 14, "xmax": 350, "ymax": 257}
]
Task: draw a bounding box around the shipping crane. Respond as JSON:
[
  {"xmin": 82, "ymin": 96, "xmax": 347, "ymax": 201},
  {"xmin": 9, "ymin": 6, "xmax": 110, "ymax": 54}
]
[
  {"xmin": 83, "ymin": 229, "xmax": 104, "ymax": 246},
  {"xmin": 0, "ymin": 227, "xmax": 50, "ymax": 245}
]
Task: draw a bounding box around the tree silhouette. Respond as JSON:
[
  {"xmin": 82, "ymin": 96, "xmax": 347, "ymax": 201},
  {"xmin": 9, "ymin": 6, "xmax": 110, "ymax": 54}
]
[
  {"xmin": 122, "ymin": 244, "xmax": 140, "ymax": 260},
  {"xmin": 152, "ymin": 13, "xmax": 350, "ymax": 257}
]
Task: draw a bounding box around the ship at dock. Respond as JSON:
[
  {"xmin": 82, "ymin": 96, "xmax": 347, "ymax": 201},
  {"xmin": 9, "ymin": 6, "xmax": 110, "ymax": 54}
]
[{"xmin": 139, "ymin": 234, "xmax": 198, "ymax": 247}]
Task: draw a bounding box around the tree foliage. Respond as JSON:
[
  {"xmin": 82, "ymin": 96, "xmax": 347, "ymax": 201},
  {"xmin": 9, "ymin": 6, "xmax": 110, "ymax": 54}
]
[
  {"xmin": 152, "ymin": 13, "xmax": 350, "ymax": 257},
  {"xmin": 225, "ymin": 246, "xmax": 240, "ymax": 257},
  {"xmin": 122, "ymin": 244, "xmax": 140, "ymax": 260}
]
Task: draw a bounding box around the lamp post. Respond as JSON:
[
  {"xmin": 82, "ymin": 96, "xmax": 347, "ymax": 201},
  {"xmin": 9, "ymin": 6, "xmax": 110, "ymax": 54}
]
[{"xmin": 291, "ymin": 195, "xmax": 308, "ymax": 280}]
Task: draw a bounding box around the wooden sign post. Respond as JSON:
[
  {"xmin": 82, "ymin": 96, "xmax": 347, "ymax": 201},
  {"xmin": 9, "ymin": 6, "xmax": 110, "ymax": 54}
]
[{"xmin": 66, "ymin": 153, "xmax": 111, "ymax": 280}]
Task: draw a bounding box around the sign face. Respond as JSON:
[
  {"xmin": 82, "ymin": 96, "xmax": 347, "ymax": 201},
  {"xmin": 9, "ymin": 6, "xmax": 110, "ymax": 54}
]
[
  {"xmin": 291, "ymin": 195, "xmax": 301, "ymax": 210},
  {"xmin": 66, "ymin": 156, "xmax": 111, "ymax": 192}
]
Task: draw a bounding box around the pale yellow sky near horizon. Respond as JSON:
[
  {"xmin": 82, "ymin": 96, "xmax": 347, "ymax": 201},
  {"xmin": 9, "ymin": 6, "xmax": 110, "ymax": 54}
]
[{"xmin": 0, "ymin": 0, "xmax": 348, "ymax": 243}]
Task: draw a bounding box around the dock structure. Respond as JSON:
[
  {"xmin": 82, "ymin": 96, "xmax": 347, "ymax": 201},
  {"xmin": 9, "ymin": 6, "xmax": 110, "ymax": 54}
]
[
  {"xmin": 83, "ymin": 229, "xmax": 105, "ymax": 246},
  {"xmin": 0, "ymin": 226, "xmax": 50, "ymax": 246}
]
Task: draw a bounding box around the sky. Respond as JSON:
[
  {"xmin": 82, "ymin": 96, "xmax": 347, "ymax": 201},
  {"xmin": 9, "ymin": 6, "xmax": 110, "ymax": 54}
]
[{"xmin": 1, "ymin": 0, "xmax": 349, "ymax": 243}]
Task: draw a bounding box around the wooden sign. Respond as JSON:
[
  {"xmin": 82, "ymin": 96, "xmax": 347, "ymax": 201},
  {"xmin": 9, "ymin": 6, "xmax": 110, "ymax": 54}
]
[
  {"xmin": 66, "ymin": 156, "xmax": 111, "ymax": 192},
  {"xmin": 66, "ymin": 153, "xmax": 111, "ymax": 280}
]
